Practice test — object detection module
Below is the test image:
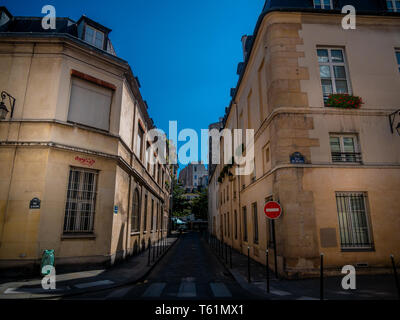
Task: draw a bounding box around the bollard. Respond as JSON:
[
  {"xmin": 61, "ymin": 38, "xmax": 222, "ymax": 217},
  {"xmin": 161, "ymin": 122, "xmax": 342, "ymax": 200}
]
[
  {"xmin": 266, "ymin": 249, "xmax": 270, "ymax": 293},
  {"xmin": 391, "ymin": 255, "xmax": 400, "ymax": 299},
  {"xmin": 148, "ymin": 240, "xmax": 151, "ymax": 266},
  {"xmin": 320, "ymin": 253, "xmax": 324, "ymax": 300},
  {"xmin": 230, "ymin": 245, "xmax": 232, "ymax": 268},
  {"xmin": 152, "ymin": 241, "xmax": 155, "ymax": 262},
  {"xmin": 247, "ymin": 246, "xmax": 251, "ymax": 283}
]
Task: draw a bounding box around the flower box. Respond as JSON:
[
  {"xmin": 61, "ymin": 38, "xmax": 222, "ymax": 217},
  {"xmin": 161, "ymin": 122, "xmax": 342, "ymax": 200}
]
[{"xmin": 325, "ymin": 94, "xmax": 363, "ymax": 109}]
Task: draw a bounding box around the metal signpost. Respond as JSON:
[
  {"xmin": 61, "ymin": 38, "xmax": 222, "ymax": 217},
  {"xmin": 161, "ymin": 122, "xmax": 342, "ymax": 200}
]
[{"xmin": 264, "ymin": 201, "xmax": 282, "ymax": 279}]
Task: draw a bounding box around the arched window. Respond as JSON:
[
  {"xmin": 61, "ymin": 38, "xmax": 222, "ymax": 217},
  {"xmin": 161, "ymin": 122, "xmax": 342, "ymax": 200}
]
[{"xmin": 132, "ymin": 189, "xmax": 141, "ymax": 232}]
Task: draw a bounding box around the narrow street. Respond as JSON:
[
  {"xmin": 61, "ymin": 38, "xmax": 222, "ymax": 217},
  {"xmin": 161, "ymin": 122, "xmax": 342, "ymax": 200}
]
[{"xmin": 65, "ymin": 232, "xmax": 262, "ymax": 300}]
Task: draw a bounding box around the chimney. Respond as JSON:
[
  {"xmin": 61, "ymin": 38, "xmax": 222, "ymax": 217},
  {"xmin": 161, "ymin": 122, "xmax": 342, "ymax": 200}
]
[{"xmin": 241, "ymin": 35, "xmax": 248, "ymax": 60}]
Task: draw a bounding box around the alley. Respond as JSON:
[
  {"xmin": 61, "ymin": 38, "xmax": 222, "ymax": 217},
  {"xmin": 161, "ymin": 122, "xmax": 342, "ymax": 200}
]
[{"xmin": 66, "ymin": 232, "xmax": 262, "ymax": 300}]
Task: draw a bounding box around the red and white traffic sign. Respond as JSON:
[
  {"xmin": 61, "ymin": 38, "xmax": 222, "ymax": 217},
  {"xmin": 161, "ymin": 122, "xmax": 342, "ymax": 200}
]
[{"xmin": 264, "ymin": 201, "xmax": 282, "ymax": 220}]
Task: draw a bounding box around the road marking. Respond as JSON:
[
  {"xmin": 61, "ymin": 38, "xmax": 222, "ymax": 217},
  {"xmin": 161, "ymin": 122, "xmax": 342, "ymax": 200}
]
[
  {"xmin": 142, "ymin": 283, "xmax": 166, "ymax": 297},
  {"xmin": 296, "ymin": 296, "xmax": 319, "ymax": 300},
  {"xmin": 105, "ymin": 286, "xmax": 132, "ymax": 299},
  {"xmin": 210, "ymin": 282, "xmax": 232, "ymax": 298},
  {"xmin": 74, "ymin": 280, "xmax": 114, "ymax": 289},
  {"xmin": 270, "ymin": 289, "xmax": 291, "ymax": 296},
  {"xmin": 4, "ymin": 287, "xmax": 68, "ymax": 294},
  {"xmin": 177, "ymin": 278, "xmax": 197, "ymax": 298}
]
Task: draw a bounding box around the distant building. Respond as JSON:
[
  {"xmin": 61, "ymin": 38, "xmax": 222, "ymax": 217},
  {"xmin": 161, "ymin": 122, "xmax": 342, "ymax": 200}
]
[
  {"xmin": 208, "ymin": 120, "xmax": 223, "ymax": 178},
  {"xmin": 178, "ymin": 162, "xmax": 208, "ymax": 191}
]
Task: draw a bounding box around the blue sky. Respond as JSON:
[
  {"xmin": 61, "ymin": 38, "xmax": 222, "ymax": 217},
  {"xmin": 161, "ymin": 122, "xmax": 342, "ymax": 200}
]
[{"xmin": 2, "ymin": 0, "xmax": 264, "ymax": 166}]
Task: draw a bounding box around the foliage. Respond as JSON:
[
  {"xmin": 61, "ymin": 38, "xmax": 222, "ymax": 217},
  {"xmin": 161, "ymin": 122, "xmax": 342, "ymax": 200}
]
[
  {"xmin": 325, "ymin": 94, "xmax": 363, "ymax": 109},
  {"xmin": 190, "ymin": 188, "xmax": 208, "ymax": 220},
  {"xmin": 170, "ymin": 177, "xmax": 191, "ymax": 216}
]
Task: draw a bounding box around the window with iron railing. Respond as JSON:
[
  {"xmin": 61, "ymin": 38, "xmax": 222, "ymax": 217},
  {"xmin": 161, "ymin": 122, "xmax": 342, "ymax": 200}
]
[
  {"xmin": 336, "ymin": 192, "xmax": 373, "ymax": 250},
  {"xmin": 64, "ymin": 168, "xmax": 98, "ymax": 233},
  {"xmin": 330, "ymin": 134, "xmax": 362, "ymax": 163}
]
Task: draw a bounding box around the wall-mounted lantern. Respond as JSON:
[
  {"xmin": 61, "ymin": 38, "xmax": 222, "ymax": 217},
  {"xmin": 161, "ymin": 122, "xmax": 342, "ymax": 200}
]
[
  {"xmin": 0, "ymin": 91, "xmax": 16, "ymax": 120},
  {"xmin": 0, "ymin": 91, "xmax": 15, "ymax": 120},
  {"xmin": 389, "ymin": 109, "xmax": 400, "ymax": 136}
]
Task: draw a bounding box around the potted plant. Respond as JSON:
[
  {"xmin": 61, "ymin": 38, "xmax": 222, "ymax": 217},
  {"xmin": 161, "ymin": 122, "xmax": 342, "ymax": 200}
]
[{"xmin": 325, "ymin": 94, "xmax": 363, "ymax": 109}]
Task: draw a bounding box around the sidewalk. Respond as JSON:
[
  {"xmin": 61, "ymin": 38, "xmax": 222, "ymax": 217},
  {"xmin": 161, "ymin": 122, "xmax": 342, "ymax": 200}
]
[
  {"xmin": 0, "ymin": 234, "xmax": 179, "ymax": 300},
  {"xmin": 206, "ymin": 237, "xmax": 399, "ymax": 300}
]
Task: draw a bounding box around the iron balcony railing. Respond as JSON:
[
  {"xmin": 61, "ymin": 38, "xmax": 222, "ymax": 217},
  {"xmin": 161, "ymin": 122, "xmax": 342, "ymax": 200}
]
[{"xmin": 331, "ymin": 152, "xmax": 362, "ymax": 163}]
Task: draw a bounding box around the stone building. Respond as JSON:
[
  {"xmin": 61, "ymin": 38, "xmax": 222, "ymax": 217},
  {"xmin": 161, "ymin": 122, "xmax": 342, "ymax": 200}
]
[
  {"xmin": 209, "ymin": 0, "xmax": 400, "ymax": 278},
  {"xmin": 178, "ymin": 162, "xmax": 208, "ymax": 191},
  {"xmin": 0, "ymin": 7, "xmax": 172, "ymax": 271}
]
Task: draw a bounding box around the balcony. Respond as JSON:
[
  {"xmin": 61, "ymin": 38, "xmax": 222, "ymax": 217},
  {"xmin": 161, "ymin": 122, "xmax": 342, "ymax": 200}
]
[{"xmin": 331, "ymin": 152, "xmax": 362, "ymax": 163}]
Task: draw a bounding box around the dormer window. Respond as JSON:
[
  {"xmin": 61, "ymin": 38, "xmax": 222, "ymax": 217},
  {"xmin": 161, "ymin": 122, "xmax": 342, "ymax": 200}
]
[
  {"xmin": 313, "ymin": 0, "xmax": 333, "ymax": 9},
  {"xmin": 84, "ymin": 25, "xmax": 104, "ymax": 49},
  {"xmin": 387, "ymin": 0, "xmax": 400, "ymax": 12}
]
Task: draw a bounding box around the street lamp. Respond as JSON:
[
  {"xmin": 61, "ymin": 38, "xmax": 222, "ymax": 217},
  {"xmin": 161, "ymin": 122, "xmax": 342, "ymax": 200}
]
[{"xmin": 0, "ymin": 91, "xmax": 16, "ymax": 120}]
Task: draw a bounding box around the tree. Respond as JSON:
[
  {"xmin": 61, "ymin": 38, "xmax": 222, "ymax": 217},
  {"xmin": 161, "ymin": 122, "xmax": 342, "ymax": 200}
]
[
  {"xmin": 169, "ymin": 177, "xmax": 190, "ymax": 216},
  {"xmin": 190, "ymin": 188, "xmax": 208, "ymax": 220}
]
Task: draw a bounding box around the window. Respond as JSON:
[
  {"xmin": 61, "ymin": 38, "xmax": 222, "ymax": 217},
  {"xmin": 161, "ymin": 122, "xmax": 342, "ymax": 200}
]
[
  {"xmin": 143, "ymin": 194, "xmax": 148, "ymax": 231},
  {"xmin": 68, "ymin": 77, "xmax": 112, "ymax": 131},
  {"xmin": 224, "ymin": 214, "xmax": 227, "ymax": 236},
  {"xmin": 242, "ymin": 206, "xmax": 248, "ymax": 242},
  {"xmin": 252, "ymin": 203, "xmax": 259, "ymax": 244},
  {"xmin": 396, "ymin": 50, "xmax": 400, "ymax": 72},
  {"xmin": 336, "ymin": 192, "xmax": 373, "ymax": 249},
  {"xmin": 227, "ymin": 212, "xmax": 230, "ymax": 238},
  {"xmin": 64, "ymin": 168, "xmax": 98, "ymax": 233},
  {"xmin": 156, "ymin": 202, "xmax": 159, "ymax": 231},
  {"xmin": 146, "ymin": 142, "xmax": 151, "ymax": 171},
  {"xmin": 387, "ymin": 0, "xmax": 400, "ymax": 12},
  {"xmin": 234, "ymin": 210, "xmax": 238, "ymax": 239},
  {"xmin": 317, "ymin": 48, "xmax": 350, "ymax": 101},
  {"xmin": 131, "ymin": 189, "xmax": 141, "ymax": 232},
  {"xmin": 329, "ymin": 134, "xmax": 361, "ymax": 163},
  {"xmin": 314, "ymin": 0, "xmax": 332, "ymax": 9},
  {"xmin": 137, "ymin": 126, "xmax": 144, "ymax": 160},
  {"xmin": 151, "ymin": 199, "xmax": 154, "ymax": 231},
  {"xmin": 84, "ymin": 25, "xmax": 105, "ymax": 49}
]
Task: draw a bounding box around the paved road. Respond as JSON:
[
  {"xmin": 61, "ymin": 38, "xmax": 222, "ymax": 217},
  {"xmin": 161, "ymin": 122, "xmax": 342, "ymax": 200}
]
[{"xmin": 65, "ymin": 232, "xmax": 262, "ymax": 300}]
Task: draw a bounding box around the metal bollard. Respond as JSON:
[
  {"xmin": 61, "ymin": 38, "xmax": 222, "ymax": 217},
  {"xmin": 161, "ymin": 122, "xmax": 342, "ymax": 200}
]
[
  {"xmin": 391, "ymin": 255, "xmax": 400, "ymax": 299},
  {"xmin": 230, "ymin": 245, "xmax": 232, "ymax": 269},
  {"xmin": 320, "ymin": 253, "xmax": 324, "ymax": 300},
  {"xmin": 148, "ymin": 240, "xmax": 151, "ymax": 266},
  {"xmin": 266, "ymin": 249, "xmax": 270, "ymax": 293},
  {"xmin": 152, "ymin": 241, "xmax": 155, "ymax": 262},
  {"xmin": 247, "ymin": 246, "xmax": 251, "ymax": 283}
]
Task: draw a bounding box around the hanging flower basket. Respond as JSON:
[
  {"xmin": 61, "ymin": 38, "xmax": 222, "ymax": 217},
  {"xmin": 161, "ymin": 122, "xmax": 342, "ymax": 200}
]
[{"xmin": 325, "ymin": 94, "xmax": 363, "ymax": 109}]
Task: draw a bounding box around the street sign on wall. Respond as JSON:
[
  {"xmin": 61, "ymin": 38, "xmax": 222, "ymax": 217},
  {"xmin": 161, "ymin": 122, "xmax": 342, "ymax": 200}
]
[{"xmin": 264, "ymin": 201, "xmax": 282, "ymax": 220}]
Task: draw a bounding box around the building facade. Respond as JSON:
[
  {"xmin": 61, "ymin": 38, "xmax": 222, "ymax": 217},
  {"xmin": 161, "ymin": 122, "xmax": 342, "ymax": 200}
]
[
  {"xmin": 178, "ymin": 162, "xmax": 208, "ymax": 191},
  {"xmin": 209, "ymin": 0, "xmax": 400, "ymax": 278},
  {"xmin": 0, "ymin": 7, "xmax": 172, "ymax": 271}
]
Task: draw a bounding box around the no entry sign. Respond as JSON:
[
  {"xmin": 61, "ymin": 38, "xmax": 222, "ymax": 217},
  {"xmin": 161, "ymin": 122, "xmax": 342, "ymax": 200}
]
[{"xmin": 264, "ymin": 201, "xmax": 282, "ymax": 219}]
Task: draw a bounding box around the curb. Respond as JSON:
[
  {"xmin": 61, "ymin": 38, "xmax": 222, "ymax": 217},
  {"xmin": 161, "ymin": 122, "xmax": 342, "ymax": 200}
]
[
  {"xmin": 5, "ymin": 237, "xmax": 180, "ymax": 300},
  {"xmin": 204, "ymin": 239, "xmax": 276, "ymax": 299}
]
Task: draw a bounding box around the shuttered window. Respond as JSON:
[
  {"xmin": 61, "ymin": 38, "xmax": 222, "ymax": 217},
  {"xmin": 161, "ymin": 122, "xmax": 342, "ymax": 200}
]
[{"xmin": 68, "ymin": 77, "xmax": 112, "ymax": 131}]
